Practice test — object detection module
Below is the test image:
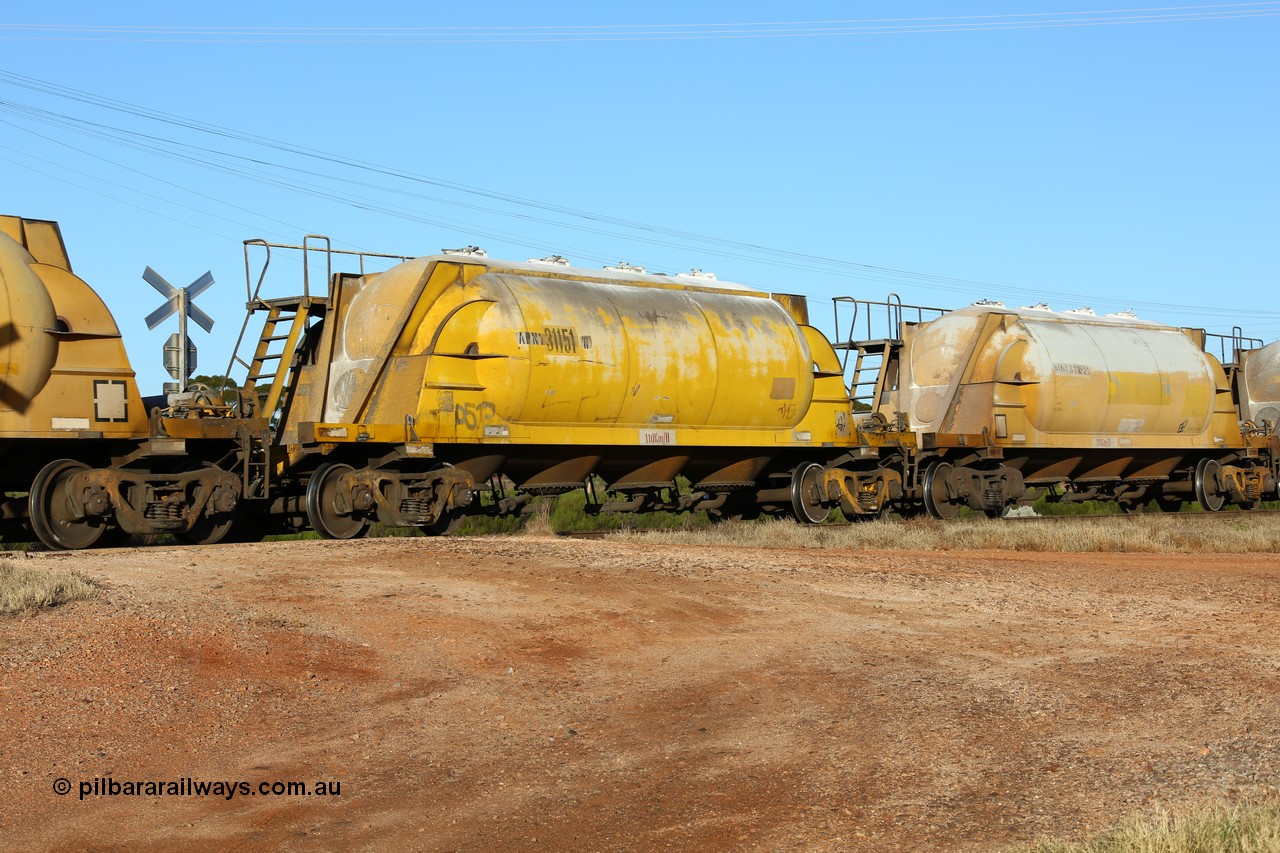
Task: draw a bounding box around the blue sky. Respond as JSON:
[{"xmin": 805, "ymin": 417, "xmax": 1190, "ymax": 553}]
[{"xmin": 2, "ymin": 2, "xmax": 1276, "ymax": 393}]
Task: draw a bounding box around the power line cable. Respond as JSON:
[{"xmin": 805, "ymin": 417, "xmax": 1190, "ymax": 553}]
[
  {"xmin": 0, "ymin": 70, "xmax": 1272, "ymax": 321},
  {"xmin": 0, "ymin": 72, "xmax": 1206, "ymax": 299},
  {"xmin": 0, "ymin": 4, "xmax": 1276, "ymax": 42}
]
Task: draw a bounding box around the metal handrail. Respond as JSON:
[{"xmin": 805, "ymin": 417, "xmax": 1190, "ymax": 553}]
[
  {"xmin": 242, "ymin": 239, "xmax": 271, "ymax": 303},
  {"xmin": 832, "ymin": 295, "xmax": 948, "ymax": 347},
  {"xmin": 242, "ymin": 238, "xmax": 414, "ymax": 305},
  {"xmin": 226, "ymin": 236, "xmax": 415, "ymax": 392},
  {"xmin": 887, "ymin": 293, "xmax": 903, "ymax": 337},
  {"xmin": 1205, "ymin": 328, "xmax": 1264, "ymax": 365}
]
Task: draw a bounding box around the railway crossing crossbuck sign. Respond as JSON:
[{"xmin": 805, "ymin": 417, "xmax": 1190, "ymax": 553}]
[{"xmin": 143, "ymin": 266, "xmax": 215, "ymax": 389}]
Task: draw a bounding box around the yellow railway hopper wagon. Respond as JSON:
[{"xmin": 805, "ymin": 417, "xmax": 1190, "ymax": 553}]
[
  {"xmin": 255, "ymin": 248, "xmax": 856, "ymax": 537},
  {"xmin": 0, "ymin": 216, "xmax": 151, "ymax": 546},
  {"xmin": 0, "ymin": 216, "xmax": 259, "ymax": 549},
  {"xmin": 841, "ymin": 300, "xmax": 1277, "ymax": 518}
]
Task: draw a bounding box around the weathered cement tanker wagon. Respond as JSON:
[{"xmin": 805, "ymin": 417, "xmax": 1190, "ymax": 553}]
[
  {"xmin": 227, "ymin": 240, "xmax": 1280, "ymax": 535},
  {"xmin": 261, "ymin": 250, "xmax": 856, "ymax": 537},
  {"xmin": 839, "ymin": 301, "xmax": 1279, "ymax": 517}
]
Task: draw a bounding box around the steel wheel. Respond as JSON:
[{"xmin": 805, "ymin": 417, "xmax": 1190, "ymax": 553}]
[
  {"xmin": 922, "ymin": 461, "xmax": 960, "ymax": 520},
  {"xmin": 1194, "ymin": 458, "xmax": 1225, "ymax": 512},
  {"xmin": 181, "ymin": 511, "xmax": 238, "ymax": 545},
  {"xmin": 29, "ymin": 459, "xmax": 107, "ymax": 551},
  {"xmin": 790, "ymin": 462, "xmax": 831, "ymax": 524},
  {"xmin": 306, "ymin": 463, "xmax": 370, "ymax": 540}
]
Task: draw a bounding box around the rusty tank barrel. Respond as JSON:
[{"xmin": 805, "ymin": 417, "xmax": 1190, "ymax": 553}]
[
  {"xmin": 902, "ymin": 305, "xmax": 1224, "ymax": 444},
  {"xmin": 322, "ymin": 257, "xmax": 817, "ymax": 432},
  {"xmin": 0, "ymin": 228, "xmax": 59, "ymax": 410}
]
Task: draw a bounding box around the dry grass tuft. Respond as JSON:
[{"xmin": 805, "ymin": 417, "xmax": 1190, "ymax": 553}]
[
  {"xmin": 0, "ymin": 561, "xmax": 99, "ymax": 616},
  {"xmin": 520, "ymin": 499, "xmax": 556, "ymax": 537},
  {"xmin": 1023, "ymin": 798, "xmax": 1280, "ymax": 852},
  {"xmin": 613, "ymin": 514, "xmax": 1280, "ymax": 554}
]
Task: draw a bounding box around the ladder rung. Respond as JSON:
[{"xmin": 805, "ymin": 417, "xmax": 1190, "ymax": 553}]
[{"xmin": 228, "ymin": 296, "xmax": 320, "ymax": 421}]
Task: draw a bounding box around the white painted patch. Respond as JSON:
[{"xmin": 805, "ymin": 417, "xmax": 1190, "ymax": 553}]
[
  {"xmin": 483, "ymin": 425, "xmax": 510, "ymax": 437},
  {"xmin": 1117, "ymin": 418, "xmax": 1145, "ymax": 432},
  {"xmin": 94, "ymin": 382, "xmax": 128, "ymax": 421},
  {"xmin": 52, "ymin": 417, "xmax": 90, "ymax": 430},
  {"xmin": 639, "ymin": 428, "xmax": 677, "ymax": 446},
  {"xmin": 1092, "ymin": 437, "xmax": 1117, "ymax": 448}
]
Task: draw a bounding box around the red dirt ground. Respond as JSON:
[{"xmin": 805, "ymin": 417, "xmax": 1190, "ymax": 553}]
[{"xmin": 2, "ymin": 536, "xmax": 1278, "ymax": 851}]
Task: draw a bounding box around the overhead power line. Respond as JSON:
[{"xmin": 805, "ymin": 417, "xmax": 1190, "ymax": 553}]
[
  {"xmin": 0, "ymin": 3, "xmax": 1276, "ymax": 42},
  {"xmin": 0, "ymin": 71, "xmax": 1056, "ymax": 283},
  {"xmin": 0, "ymin": 68, "xmax": 1273, "ymax": 322}
]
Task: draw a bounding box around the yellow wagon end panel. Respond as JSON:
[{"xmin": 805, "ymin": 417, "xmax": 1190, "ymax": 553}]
[{"xmin": 0, "ymin": 222, "xmax": 146, "ymax": 439}]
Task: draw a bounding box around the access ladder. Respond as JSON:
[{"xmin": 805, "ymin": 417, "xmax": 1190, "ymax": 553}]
[{"xmin": 236, "ymin": 296, "xmax": 324, "ymax": 419}]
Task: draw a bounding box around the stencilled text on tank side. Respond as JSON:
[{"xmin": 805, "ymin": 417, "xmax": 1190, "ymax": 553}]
[
  {"xmin": 517, "ymin": 327, "xmax": 590, "ymax": 353},
  {"xmin": 1053, "ymin": 363, "xmax": 1092, "ymax": 376},
  {"xmin": 639, "ymin": 429, "xmax": 677, "ymax": 446}
]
